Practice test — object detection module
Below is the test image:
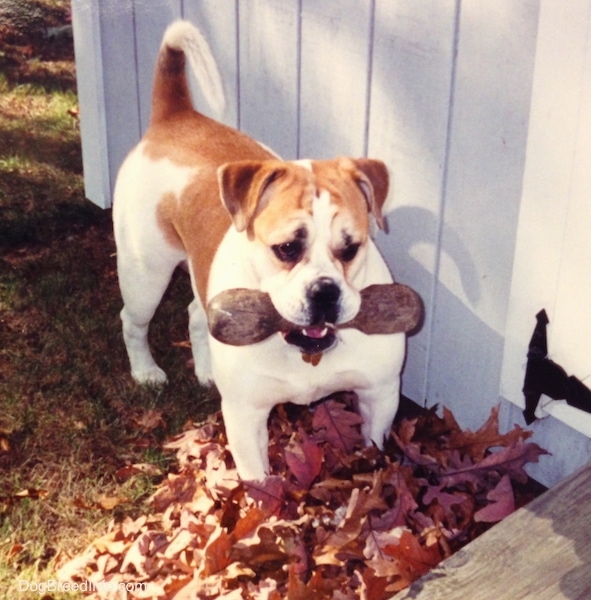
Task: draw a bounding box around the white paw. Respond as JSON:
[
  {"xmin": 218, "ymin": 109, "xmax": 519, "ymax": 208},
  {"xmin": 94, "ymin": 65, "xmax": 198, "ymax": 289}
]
[
  {"xmin": 132, "ymin": 366, "xmax": 168, "ymax": 385},
  {"xmin": 193, "ymin": 354, "xmax": 214, "ymax": 385},
  {"xmin": 194, "ymin": 365, "xmax": 214, "ymax": 386}
]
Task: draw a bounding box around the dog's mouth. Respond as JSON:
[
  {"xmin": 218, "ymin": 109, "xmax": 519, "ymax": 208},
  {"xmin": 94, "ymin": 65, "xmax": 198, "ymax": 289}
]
[{"xmin": 282, "ymin": 323, "xmax": 337, "ymax": 354}]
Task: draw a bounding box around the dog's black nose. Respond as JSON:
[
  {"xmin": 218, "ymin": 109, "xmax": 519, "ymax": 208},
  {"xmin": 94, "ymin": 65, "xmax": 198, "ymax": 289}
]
[{"xmin": 307, "ymin": 278, "xmax": 341, "ymax": 324}]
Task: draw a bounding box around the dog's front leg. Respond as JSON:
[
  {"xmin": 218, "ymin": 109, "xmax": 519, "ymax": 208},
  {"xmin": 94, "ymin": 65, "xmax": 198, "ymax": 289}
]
[
  {"xmin": 356, "ymin": 378, "xmax": 401, "ymax": 451},
  {"xmin": 222, "ymin": 400, "xmax": 271, "ymax": 481}
]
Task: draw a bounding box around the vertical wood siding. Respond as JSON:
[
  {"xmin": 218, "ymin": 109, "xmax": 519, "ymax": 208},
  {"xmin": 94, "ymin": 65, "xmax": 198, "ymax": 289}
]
[{"xmin": 72, "ymin": 0, "xmax": 591, "ymax": 487}]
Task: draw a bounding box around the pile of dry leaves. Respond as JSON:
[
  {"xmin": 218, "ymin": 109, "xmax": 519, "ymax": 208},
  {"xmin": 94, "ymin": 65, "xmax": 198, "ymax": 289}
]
[{"xmin": 58, "ymin": 395, "xmax": 548, "ymax": 599}]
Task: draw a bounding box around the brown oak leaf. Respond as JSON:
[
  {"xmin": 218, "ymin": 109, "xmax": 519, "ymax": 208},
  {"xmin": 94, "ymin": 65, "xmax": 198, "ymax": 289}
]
[
  {"xmin": 312, "ymin": 399, "xmax": 364, "ymax": 453},
  {"xmin": 442, "ymin": 405, "xmax": 532, "ymax": 462},
  {"xmin": 441, "ymin": 441, "xmax": 549, "ymax": 487},
  {"xmin": 202, "ymin": 527, "xmax": 233, "ymax": 576},
  {"xmin": 383, "ymin": 529, "xmax": 443, "ymax": 584}
]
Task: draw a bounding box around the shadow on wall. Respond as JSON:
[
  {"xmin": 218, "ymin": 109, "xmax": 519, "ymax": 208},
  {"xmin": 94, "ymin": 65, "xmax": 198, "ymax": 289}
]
[{"xmin": 381, "ymin": 206, "xmax": 513, "ymax": 431}]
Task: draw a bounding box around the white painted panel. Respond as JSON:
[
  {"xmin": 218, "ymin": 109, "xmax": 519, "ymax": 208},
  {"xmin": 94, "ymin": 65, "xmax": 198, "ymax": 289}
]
[
  {"xmin": 183, "ymin": 0, "xmax": 239, "ymax": 127},
  {"xmin": 101, "ymin": 0, "xmax": 150, "ymax": 194},
  {"xmin": 426, "ymin": 0, "xmax": 539, "ymax": 429},
  {"xmin": 502, "ymin": 400, "xmax": 591, "ymax": 488},
  {"xmin": 72, "ymin": 0, "xmax": 142, "ymax": 208},
  {"xmin": 238, "ymin": 0, "xmax": 300, "ymax": 159},
  {"xmin": 547, "ymin": 36, "xmax": 591, "ymax": 387},
  {"xmin": 133, "ymin": 0, "xmax": 182, "ymax": 134},
  {"xmin": 71, "ymin": 0, "xmax": 110, "ymax": 208},
  {"xmin": 368, "ymin": 0, "xmax": 458, "ymax": 403},
  {"xmin": 501, "ymin": 0, "xmax": 591, "ymax": 440},
  {"xmin": 298, "ymin": 0, "xmax": 372, "ymax": 159}
]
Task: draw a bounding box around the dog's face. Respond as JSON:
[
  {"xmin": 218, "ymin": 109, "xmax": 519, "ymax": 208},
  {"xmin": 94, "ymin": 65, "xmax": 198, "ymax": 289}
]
[{"xmin": 218, "ymin": 157, "xmax": 389, "ymax": 354}]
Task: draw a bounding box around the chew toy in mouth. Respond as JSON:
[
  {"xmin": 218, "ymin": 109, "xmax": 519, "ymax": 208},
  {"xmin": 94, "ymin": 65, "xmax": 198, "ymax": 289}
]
[
  {"xmin": 207, "ymin": 283, "xmax": 423, "ymax": 352},
  {"xmin": 283, "ymin": 324, "xmax": 337, "ymax": 353}
]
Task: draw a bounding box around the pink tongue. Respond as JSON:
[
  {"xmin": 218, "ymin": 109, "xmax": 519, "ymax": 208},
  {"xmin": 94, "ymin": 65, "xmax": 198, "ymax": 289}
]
[{"xmin": 303, "ymin": 326, "xmax": 327, "ymax": 339}]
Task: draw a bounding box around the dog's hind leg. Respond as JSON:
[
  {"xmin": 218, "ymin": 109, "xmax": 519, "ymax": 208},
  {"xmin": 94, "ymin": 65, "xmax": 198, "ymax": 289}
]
[{"xmin": 117, "ymin": 251, "xmax": 181, "ymax": 385}]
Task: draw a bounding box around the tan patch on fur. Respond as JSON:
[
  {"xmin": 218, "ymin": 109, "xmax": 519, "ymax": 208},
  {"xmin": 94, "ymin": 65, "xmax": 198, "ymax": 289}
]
[
  {"xmin": 250, "ymin": 165, "xmax": 315, "ymax": 244},
  {"xmin": 312, "ymin": 159, "xmax": 371, "ymax": 234},
  {"xmin": 242, "ymin": 159, "xmax": 380, "ymax": 280},
  {"xmin": 156, "ymin": 192, "xmax": 184, "ymax": 250},
  {"xmin": 148, "ymin": 109, "xmax": 275, "ymax": 305},
  {"xmin": 313, "ymin": 157, "xmax": 388, "ymax": 230},
  {"xmin": 150, "ymin": 48, "xmax": 193, "ymax": 125},
  {"xmin": 144, "ymin": 111, "xmax": 273, "ymax": 168}
]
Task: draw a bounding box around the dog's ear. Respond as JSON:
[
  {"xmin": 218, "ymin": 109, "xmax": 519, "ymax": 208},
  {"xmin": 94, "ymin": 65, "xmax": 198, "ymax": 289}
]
[
  {"xmin": 218, "ymin": 161, "xmax": 286, "ymax": 238},
  {"xmin": 345, "ymin": 158, "xmax": 390, "ymax": 231}
]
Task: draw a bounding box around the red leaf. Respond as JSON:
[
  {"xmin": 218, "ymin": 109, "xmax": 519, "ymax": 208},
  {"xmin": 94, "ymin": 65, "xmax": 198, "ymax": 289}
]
[
  {"xmin": 361, "ymin": 567, "xmax": 390, "ymax": 600},
  {"xmin": 233, "ymin": 506, "xmax": 266, "ymax": 540},
  {"xmin": 312, "ymin": 399, "xmax": 364, "ymax": 453},
  {"xmin": 390, "ymin": 421, "xmax": 439, "ymax": 468},
  {"xmin": 383, "ymin": 530, "xmax": 442, "ymax": 582},
  {"xmin": 286, "ymin": 562, "xmax": 321, "ymax": 600},
  {"xmin": 474, "ymin": 474, "xmax": 515, "ymax": 523},
  {"xmin": 285, "ymin": 429, "xmax": 324, "ymax": 489},
  {"xmin": 422, "ymin": 483, "xmax": 467, "ymax": 512},
  {"xmin": 244, "ymin": 476, "xmax": 286, "ymax": 516},
  {"xmin": 58, "ymin": 401, "xmax": 548, "ymax": 599}
]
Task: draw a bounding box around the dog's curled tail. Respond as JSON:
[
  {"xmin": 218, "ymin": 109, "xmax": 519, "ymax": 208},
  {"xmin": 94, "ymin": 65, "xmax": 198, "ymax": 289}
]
[{"xmin": 151, "ymin": 20, "xmax": 226, "ymax": 124}]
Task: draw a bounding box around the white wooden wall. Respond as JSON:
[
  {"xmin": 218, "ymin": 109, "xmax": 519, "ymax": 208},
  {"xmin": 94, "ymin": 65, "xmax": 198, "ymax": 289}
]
[{"xmin": 72, "ymin": 0, "xmax": 591, "ymax": 488}]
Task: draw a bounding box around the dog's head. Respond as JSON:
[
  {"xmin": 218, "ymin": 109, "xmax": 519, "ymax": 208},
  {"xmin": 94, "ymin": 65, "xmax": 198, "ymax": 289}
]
[{"xmin": 218, "ymin": 157, "xmax": 389, "ymax": 354}]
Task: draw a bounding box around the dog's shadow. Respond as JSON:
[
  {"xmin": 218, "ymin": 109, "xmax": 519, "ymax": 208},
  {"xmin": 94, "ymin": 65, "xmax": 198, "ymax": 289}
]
[
  {"xmin": 379, "ymin": 206, "xmax": 510, "ymax": 428},
  {"xmin": 380, "ymin": 205, "xmax": 481, "ymax": 307}
]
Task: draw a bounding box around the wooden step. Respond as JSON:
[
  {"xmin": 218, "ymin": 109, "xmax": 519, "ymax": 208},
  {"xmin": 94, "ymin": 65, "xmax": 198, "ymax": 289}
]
[{"xmin": 392, "ymin": 462, "xmax": 591, "ymax": 600}]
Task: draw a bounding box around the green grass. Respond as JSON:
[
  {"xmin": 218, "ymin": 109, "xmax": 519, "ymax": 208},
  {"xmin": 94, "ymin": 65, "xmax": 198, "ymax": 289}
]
[{"xmin": 0, "ymin": 3, "xmax": 219, "ymax": 597}]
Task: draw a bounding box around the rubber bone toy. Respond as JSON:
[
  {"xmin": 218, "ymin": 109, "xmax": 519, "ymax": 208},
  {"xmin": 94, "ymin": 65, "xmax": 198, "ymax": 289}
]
[{"xmin": 207, "ymin": 283, "xmax": 422, "ymax": 347}]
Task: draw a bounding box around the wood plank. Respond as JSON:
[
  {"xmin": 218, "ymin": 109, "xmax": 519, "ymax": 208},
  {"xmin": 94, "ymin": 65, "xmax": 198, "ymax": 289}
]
[
  {"xmin": 72, "ymin": 0, "xmax": 143, "ymax": 208},
  {"xmin": 501, "ymin": 0, "xmax": 591, "ymax": 439},
  {"xmin": 425, "ymin": 0, "xmax": 539, "ymax": 429},
  {"xmin": 391, "ymin": 462, "xmax": 591, "ymax": 599},
  {"xmin": 238, "ymin": 0, "xmax": 300, "ymax": 158},
  {"xmin": 71, "ymin": 0, "xmax": 111, "ymax": 208},
  {"xmin": 183, "ymin": 0, "xmax": 239, "ymax": 128},
  {"xmin": 498, "ymin": 0, "xmax": 591, "ymax": 487},
  {"xmin": 133, "ymin": 0, "xmax": 182, "ymax": 133},
  {"xmin": 368, "ymin": 0, "xmax": 457, "ymax": 404},
  {"xmin": 298, "ymin": 0, "xmax": 372, "ymax": 158}
]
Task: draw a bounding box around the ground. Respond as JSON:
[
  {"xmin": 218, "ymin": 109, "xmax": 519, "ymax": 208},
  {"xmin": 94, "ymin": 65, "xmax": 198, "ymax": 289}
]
[{"xmin": 0, "ymin": 2, "xmax": 218, "ymax": 596}]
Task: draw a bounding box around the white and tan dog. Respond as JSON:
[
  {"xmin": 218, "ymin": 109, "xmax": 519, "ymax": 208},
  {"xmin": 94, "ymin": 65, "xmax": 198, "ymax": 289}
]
[{"xmin": 113, "ymin": 21, "xmax": 406, "ymax": 481}]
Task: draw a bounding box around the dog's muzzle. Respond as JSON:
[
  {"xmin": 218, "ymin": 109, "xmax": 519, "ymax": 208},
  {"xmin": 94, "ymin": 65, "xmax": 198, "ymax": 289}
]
[{"xmin": 283, "ymin": 278, "xmax": 341, "ymax": 353}]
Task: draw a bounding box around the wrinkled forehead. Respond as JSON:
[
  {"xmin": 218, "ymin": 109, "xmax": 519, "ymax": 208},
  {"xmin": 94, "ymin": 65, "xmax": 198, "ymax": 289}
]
[
  {"xmin": 253, "ymin": 159, "xmax": 370, "ymax": 242},
  {"xmin": 309, "ymin": 159, "xmax": 370, "ymax": 230}
]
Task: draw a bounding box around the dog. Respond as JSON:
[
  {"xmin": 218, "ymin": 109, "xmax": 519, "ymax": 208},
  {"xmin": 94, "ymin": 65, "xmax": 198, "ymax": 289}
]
[{"xmin": 113, "ymin": 20, "xmax": 406, "ymax": 481}]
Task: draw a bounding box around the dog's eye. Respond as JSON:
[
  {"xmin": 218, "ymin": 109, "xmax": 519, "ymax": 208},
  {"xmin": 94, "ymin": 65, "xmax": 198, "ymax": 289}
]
[
  {"xmin": 272, "ymin": 240, "xmax": 303, "ymax": 263},
  {"xmin": 339, "ymin": 243, "xmax": 361, "ymax": 263}
]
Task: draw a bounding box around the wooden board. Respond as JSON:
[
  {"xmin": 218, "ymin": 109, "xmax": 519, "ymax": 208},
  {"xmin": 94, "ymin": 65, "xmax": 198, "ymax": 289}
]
[
  {"xmin": 425, "ymin": 0, "xmax": 539, "ymax": 430},
  {"xmin": 238, "ymin": 0, "xmax": 300, "ymax": 158},
  {"xmin": 500, "ymin": 1, "xmax": 591, "ymax": 450},
  {"xmin": 298, "ymin": 0, "xmax": 372, "ymax": 158},
  {"xmin": 391, "ymin": 462, "xmax": 591, "ymax": 599},
  {"xmin": 184, "ymin": 0, "xmax": 239, "ymax": 128},
  {"xmin": 368, "ymin": 0, "xmax": 457, "ymax": 404}
]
